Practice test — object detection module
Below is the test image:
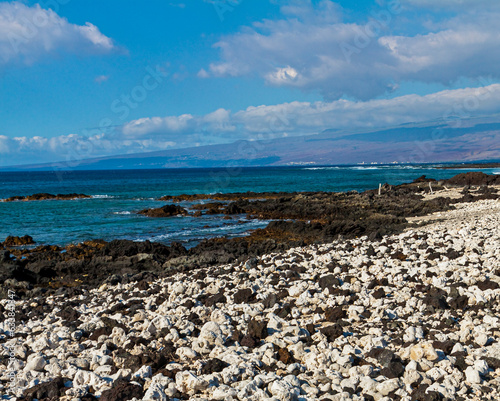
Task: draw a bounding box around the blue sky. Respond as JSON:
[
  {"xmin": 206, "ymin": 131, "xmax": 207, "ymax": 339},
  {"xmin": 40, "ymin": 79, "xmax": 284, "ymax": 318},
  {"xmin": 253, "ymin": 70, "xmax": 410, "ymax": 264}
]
[{"xmin": 1, "ymin": 0, "xmax": 500, "ymax": 166}]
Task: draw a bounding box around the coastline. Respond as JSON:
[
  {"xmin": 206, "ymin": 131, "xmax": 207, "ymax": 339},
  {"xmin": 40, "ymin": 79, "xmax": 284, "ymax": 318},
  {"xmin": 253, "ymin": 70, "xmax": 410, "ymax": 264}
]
[
  {"xmin": 435, "ymin": 163, "xmax": 500, "ymax": 170},
  {"xmin": 1, "ymin": 172, "xmax": 500, "ymax": 400},
  {"xmin": 1, "ymin": 172, "xmax": 499, "ymax": 296},
  {"xmin": 1, "ymin": 191, "xmax": 499, "ymax": 400},
  {"xmin": 2, "ymin": 165, "xmax": 499, "ymax": 248}
]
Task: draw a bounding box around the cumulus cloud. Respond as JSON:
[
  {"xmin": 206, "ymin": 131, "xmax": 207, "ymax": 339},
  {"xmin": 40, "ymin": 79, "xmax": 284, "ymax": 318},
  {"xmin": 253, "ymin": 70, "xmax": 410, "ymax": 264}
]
[
  {"xmin": 122, "ymin": 114, "xmax": 197, "ymax": 137},
  {"xmin": 266, "ymin": 66, "xmax": 299, "ymax": 85},
  {"xmin": 120, "ymin": 109, "xmax": 237, "ymax": 140},
  {"xmin": 2, "ymin": 83, "xmax": 500, "ymax": 166},
  {"xmin": 0, "ymin": 2, "xmax": 118, "ymax": 66},
  {"xmin": 380, "ymin": 13, "xmax": 500, "ymax": 83},
  {"xmin": 230, "ymin": 83, "xmax": 500, "ymax": 135},
  {"xmin": 203, "ymin": 0, "xmax": 500, "ymax": 100},
  {"xmin": 0, "ymin": 131, "xmax": 177, "ymax": 166}
]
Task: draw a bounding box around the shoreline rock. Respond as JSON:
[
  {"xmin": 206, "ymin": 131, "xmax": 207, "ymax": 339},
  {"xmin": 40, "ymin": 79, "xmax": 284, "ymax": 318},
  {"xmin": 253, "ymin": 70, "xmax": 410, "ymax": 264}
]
[
  {"xmin": 2, "ymin": 193, "xmax": 91, "ymax": 202},
  {"xmin": 443, "ymin": 171, "xmax": 500, "ymax": 186},
  {"xmin": 2, "ymin": 235, "xmax": 35, "ymax": 248},
  {"xmin": 137, "ymin": 204, "xmax": 189, "ymax": 218}
]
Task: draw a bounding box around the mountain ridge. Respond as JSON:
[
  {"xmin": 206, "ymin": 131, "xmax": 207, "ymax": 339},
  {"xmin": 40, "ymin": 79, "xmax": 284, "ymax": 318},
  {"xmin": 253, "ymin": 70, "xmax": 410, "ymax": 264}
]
[{"xmin": 2, "ymin": 117, "xmax": 500, "ymax": 171}]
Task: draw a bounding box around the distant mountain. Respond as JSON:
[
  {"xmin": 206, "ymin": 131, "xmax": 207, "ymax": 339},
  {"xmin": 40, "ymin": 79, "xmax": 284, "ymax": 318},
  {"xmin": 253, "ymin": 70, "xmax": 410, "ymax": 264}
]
[{"xmin": 3, "ymin": 117, "xmax": 500, "ymax": 171}]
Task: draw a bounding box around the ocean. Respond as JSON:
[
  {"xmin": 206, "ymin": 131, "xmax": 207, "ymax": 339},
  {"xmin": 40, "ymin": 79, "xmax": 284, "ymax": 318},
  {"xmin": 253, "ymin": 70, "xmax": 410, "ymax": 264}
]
[{"xmin": 1, "ymin": 165, "xmax": 498, "ymax": 248}]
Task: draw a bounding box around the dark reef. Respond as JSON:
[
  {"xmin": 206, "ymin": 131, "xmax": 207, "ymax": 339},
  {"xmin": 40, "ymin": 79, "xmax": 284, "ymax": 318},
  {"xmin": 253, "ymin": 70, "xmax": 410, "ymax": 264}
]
[{"xmin": 2, "ymin": 193, "xmax": 91, "ymax": 202}]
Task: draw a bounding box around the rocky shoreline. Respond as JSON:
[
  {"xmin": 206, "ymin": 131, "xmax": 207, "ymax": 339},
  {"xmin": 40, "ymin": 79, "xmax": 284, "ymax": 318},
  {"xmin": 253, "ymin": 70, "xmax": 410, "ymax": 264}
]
[
  {"xmin": 1, "ymin": 172, "xmax": 499, "ymax": 296},
  {"xmin": 0, "ymin": 172, "xmax": 500, "ymax": 400}
]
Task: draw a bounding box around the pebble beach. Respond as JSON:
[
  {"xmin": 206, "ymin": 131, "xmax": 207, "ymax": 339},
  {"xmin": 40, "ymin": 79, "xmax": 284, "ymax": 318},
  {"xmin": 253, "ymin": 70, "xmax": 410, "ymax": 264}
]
[{"xmin": 1, "ymin": 189, "xmax": 500, "ymax": 401}]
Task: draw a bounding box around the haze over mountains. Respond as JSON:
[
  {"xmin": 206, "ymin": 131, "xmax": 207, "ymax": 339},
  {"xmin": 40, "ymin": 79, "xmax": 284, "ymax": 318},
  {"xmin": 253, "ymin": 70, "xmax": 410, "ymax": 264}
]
[{"xmin": 4, "ymin": 116, "xmax": 500, "ymax": 171}]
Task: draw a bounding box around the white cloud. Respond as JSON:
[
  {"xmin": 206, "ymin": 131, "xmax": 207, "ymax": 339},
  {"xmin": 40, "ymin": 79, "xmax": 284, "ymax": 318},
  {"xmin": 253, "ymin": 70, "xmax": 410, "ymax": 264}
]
[
  {"xmin": 0, "ymin": 135, "xmax": 10, "ymax": 153},
  {"xmin": 226, "ymin": 84, "xmax": 500, "ymax": 136},
  {"xmin": 0, "ymin": 2, "xmax": 118, "ymax": 66},
  {"xmin": 202, "ymin": 108, "xmax": 235, "ymax": 132},
  {"xmin": 380, "ymin": 16, "xmax": 500, "ymax": 83},
  {"xmin": 0, "ymin": 131, "xmax": 177, "ymax": 166},
  {"xmin": 2, "ymin": 83, "xmax": 500, "ymax": 165},
  {"xmin": 266, "ymin": 66, "xmax": 299, "ymax": 85},
  {"xmin": 120, "ymin": 109, "xmax": 237, "ymax": 142},
  {"xmin": 204, "ymin": 0, "xmax": 500, "ymax": 100},
  {"xmin": 122, "ymin": 114, "xmax": 196, "ymax": 137}
]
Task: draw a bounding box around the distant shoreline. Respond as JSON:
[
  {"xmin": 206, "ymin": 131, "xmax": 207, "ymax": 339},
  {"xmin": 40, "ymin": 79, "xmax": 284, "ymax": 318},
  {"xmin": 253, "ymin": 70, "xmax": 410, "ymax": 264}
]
[
  {"xmin": 1, "ymin": 160, "xmax": 500, "ymax": 173},
  {"xmin": 436, "ymin": 162, "xmax": 500, "ymax": 169}
]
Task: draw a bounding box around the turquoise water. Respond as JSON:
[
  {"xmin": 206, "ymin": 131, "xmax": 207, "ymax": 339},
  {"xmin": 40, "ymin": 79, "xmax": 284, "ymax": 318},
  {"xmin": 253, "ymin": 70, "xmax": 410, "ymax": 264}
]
[{"xmin": 0, "ymin": 165, "xmax": 498, "ymax": 247}]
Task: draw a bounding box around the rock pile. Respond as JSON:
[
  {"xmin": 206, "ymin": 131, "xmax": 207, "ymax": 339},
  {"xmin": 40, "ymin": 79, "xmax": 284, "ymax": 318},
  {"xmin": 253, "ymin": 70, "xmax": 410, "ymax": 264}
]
[{"xmin": 1, "ymin": 198, "xmax": 499, "ymax": 400}]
